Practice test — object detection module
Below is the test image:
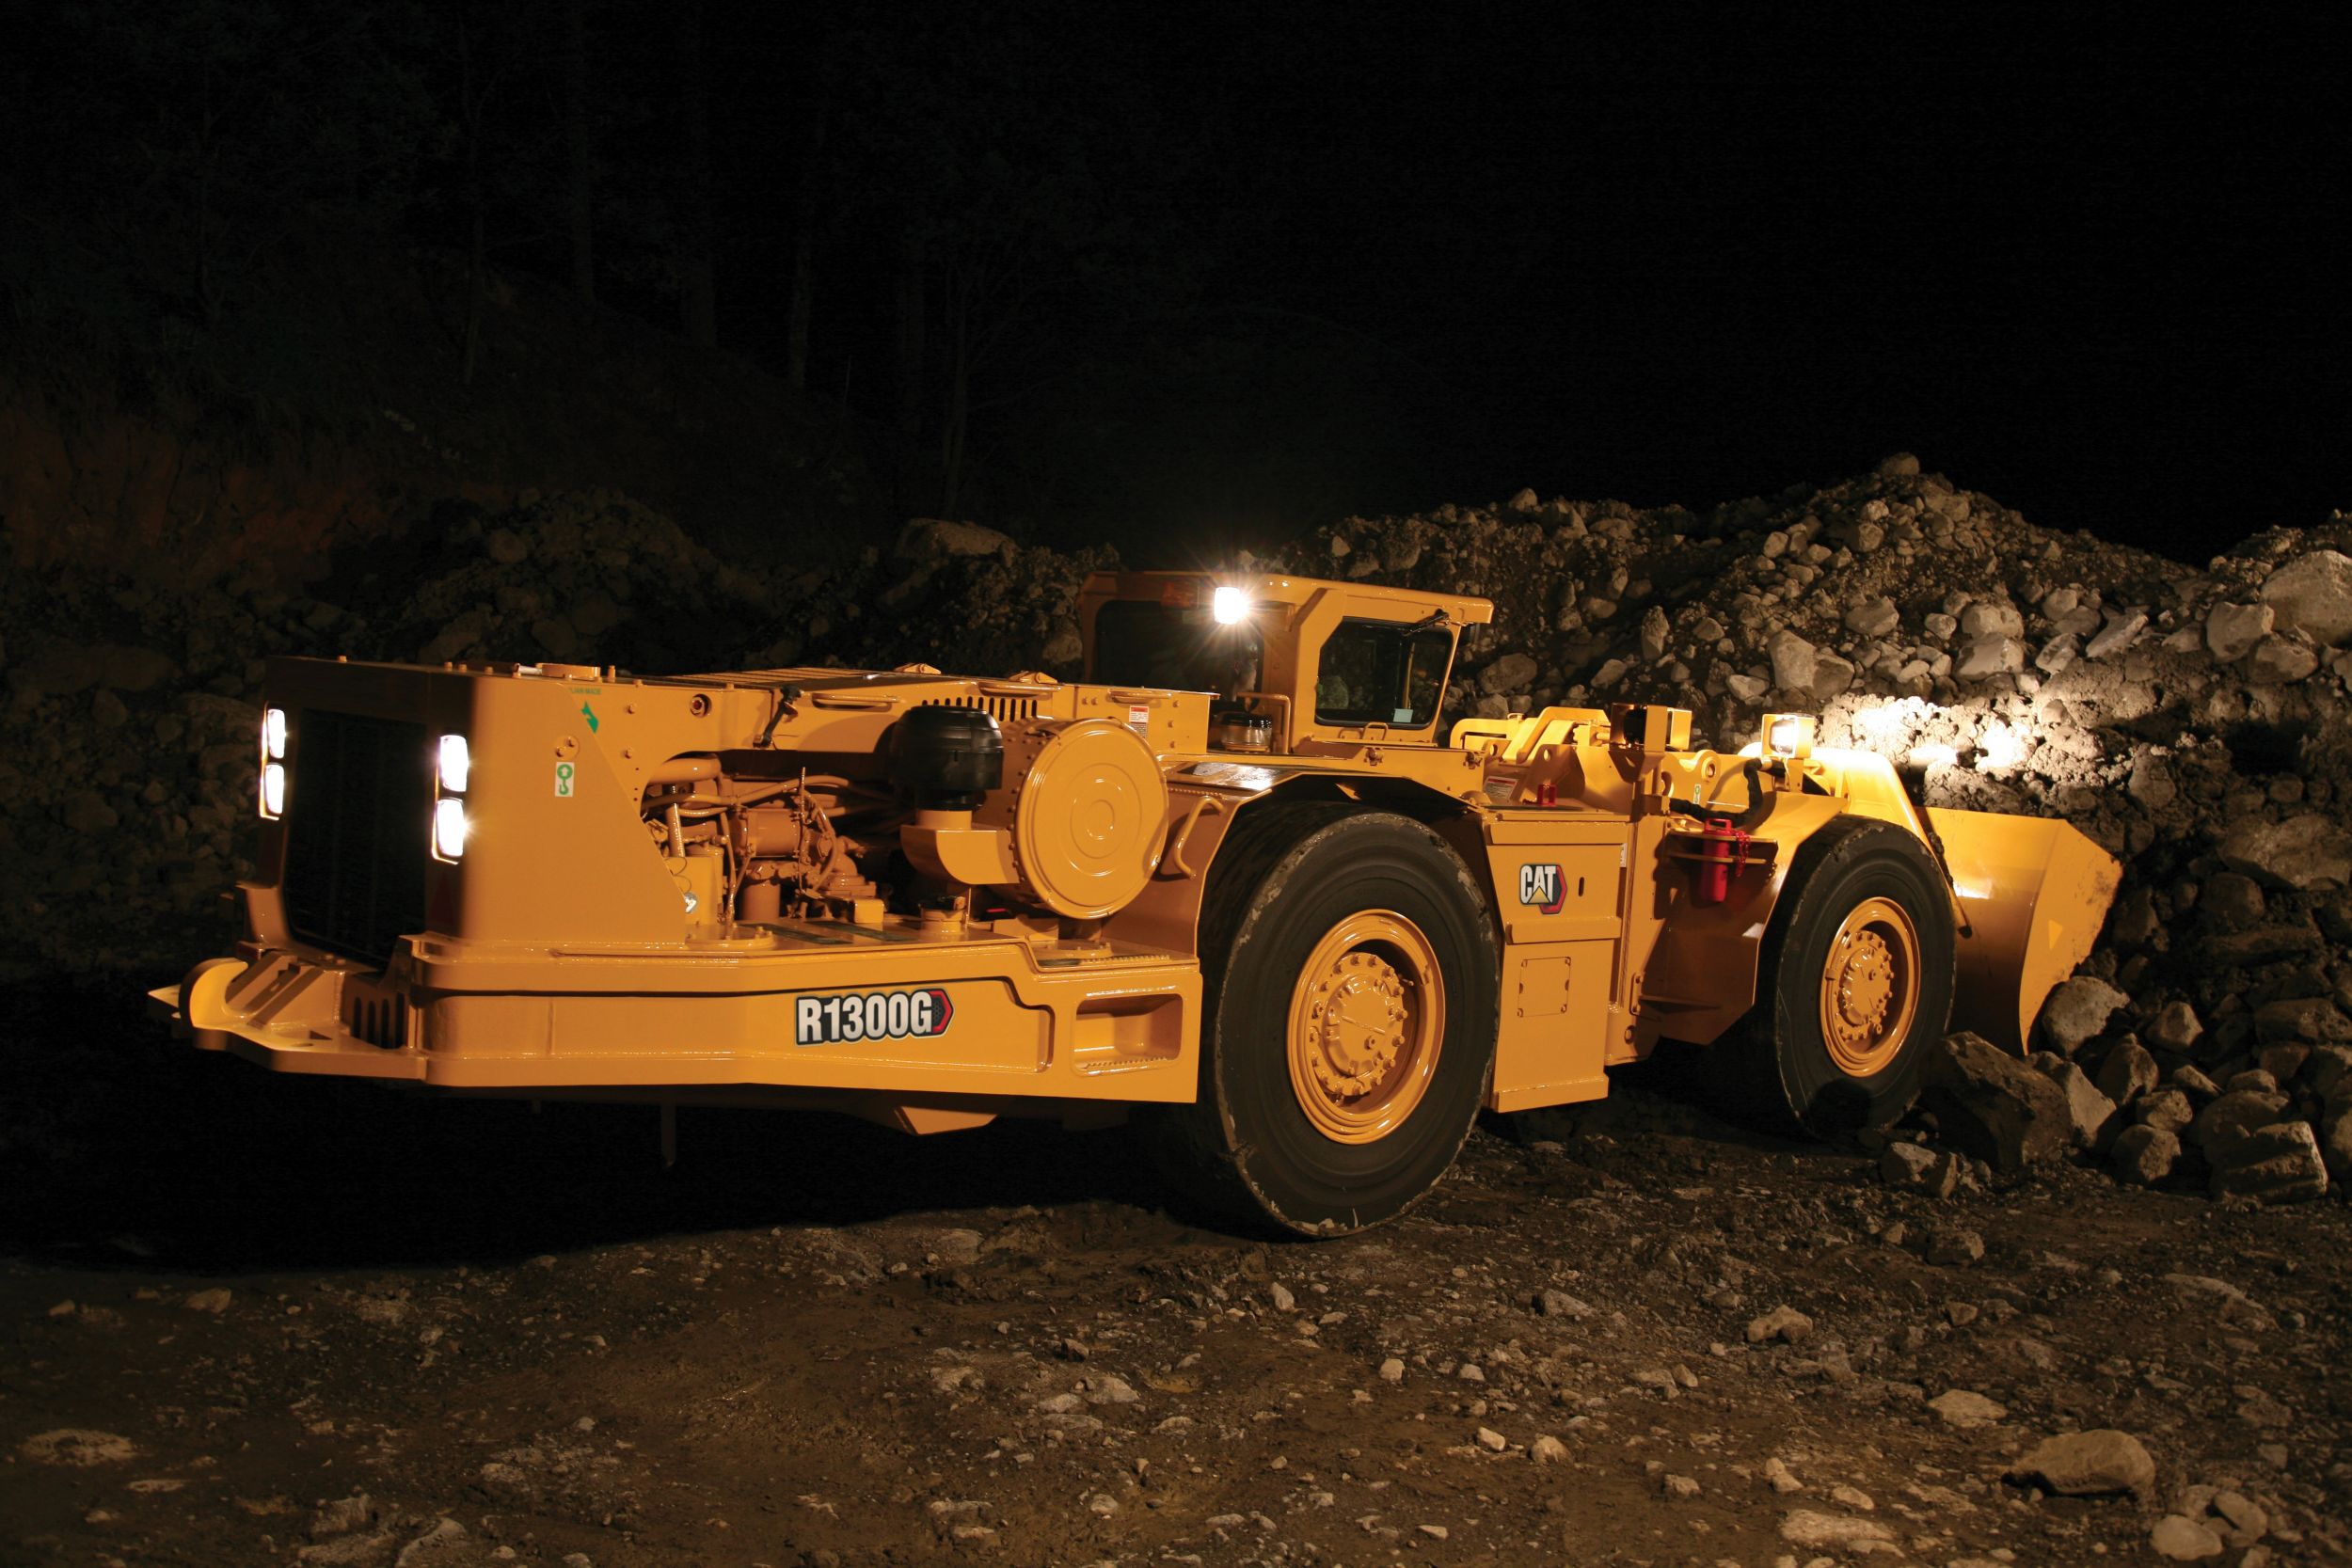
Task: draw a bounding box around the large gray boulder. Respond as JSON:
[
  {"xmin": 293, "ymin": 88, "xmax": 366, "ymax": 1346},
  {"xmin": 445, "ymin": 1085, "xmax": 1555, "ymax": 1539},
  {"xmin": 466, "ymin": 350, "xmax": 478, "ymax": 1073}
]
[
  {"xmin": 2093, "ymin": 1038, "xmax": 2159, "ymax": 1107},
  {"xmin": 2191, "ymin": 1089, "xmax": 2291, "ymax": 1158},
  {"xmin": 2136, "ymin": 1087, "xmax": 2195, "ymax": 1133},
  {"xmin": 2038, "ymin": 975, "xmax": 2129, "ymax": 1054},
  {"xmin": 1810, "ymin": 651, "xmax": 1856, "ymax": 698},
  {"xmin": 2320, "ymin": 1105, "xmax": 2352, "ymax": 1180},
  {"xmin": 2218, "ymin": 815, "xmax": 2352, "ymax": 891},
  {"xmin": 2205, "ymin": 601, "xmax": 2274, "ymax": 662},
  {"xmin": 2109, "ymin": 1124, "xmax": 2181, "ymax": 1186},
  {"xmin": 1477, "ymin": 652, "xmax": 1539, "ymax": 695},
  {"xmin": 2006, "ymin": 1429, "xmax": 2155, "ymax": 1497},
  {"xmin": 2245, "ymin": 636, "xmax": 2319, "ymax": 684},
  {"xmin": 1767, "ymin": 629, "xmax": 1816, "ymax": 693},
  {"xmin": 2147, "ymin": 1001, "xmax": 2203, "ymax": 1052},
  {"xmin": 2208, "ymin": 1120, "xmax": 2329, "ymax": 1204},
  {"xmin": 2254, "ymin": 997, "xmax": 2352, "ymax": 1045},
  {"xmin": 2307, "ymin": 1044, "xmax": 2352, "ymax": 1100},
  {"xmin": 1960, "ymin": 599, "xmax": 2025, "ymax": 639},
  {"xmin": 1845, "ymin": 596, "xmax": 1900, "ymax": 638},
  {"xmin": 1918, "ymin": 1032, "xmax": 2071, "ymax": 1173},
  {"xmin": 2259, "ymin": 548, "xmax": 2352, "ymax": 644},
  {"xmin": 2084, "ymin": 609, "xmax": 2147, "ymax": 658},
  {"xmin": 895, "ymin": 517, "xmax": 1016, "ymax": 563},
  {"xmin": 1955, "ymin": 634, "xmax": 2026, "ymax": 681},
  {"xmin": 1880, "ymin": 1141, "xmax": 1962, "ymax": 1197},
  {"xmin": 2049, "ymin": 1063, "xmax": 2121, "ymax": 1149}
]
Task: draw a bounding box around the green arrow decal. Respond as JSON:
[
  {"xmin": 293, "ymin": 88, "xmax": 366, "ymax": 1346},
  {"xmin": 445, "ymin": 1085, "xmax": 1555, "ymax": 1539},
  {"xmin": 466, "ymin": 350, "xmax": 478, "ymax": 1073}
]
[{"xmin": 580, "ymin": 701, "xmax": 599, "ymax": 734}]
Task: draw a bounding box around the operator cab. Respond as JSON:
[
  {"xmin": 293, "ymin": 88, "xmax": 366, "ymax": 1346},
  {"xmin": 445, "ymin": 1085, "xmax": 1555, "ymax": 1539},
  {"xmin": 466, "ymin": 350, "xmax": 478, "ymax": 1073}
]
[{"xmin": 1075, "ymin": 571, "xmax": 1494, "ymax": 755}]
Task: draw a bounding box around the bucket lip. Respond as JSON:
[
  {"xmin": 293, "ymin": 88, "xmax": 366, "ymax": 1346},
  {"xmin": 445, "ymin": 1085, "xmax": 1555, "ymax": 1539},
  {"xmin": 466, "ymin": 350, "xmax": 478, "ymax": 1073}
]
[{"xmin": 1929, "ymin": 807, "xmax": 2122, "ymax": 1054}]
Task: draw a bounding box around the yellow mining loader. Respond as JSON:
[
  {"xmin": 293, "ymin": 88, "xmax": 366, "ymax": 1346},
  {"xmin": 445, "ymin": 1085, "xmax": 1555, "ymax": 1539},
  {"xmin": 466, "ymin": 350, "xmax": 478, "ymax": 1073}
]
[{"xmin": 152, "ymin": 572, "xmax": 2120, "ymax": 1233}]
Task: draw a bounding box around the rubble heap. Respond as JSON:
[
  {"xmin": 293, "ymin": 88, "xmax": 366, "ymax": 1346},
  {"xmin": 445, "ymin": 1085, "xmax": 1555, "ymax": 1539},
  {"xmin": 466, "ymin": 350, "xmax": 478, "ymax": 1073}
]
[
  {"xmin": 1270, "ymin": 454, "xmax": 2352, "ymax": 1204},
  {"xmin": 4, "ymin": 456, "xmax": 2346, "ymax": 1203}
]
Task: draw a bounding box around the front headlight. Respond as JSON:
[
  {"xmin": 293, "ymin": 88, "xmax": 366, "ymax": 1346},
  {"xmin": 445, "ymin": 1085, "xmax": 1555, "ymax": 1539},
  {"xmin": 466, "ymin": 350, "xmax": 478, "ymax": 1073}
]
[
  {"xmin": 259, "ymin": 707, "xmax": 290, "ymax": 819},
  {"xmin": 432, "ymin": 798, "xmax": 469, "ymax": 861},
  {"xmin": 1763, "ymin": 712, "xmax": 1816, "ymax": 760},
  {"xmin": 437, "ymin": 734, "xmax": 470, "ymax": 793}
]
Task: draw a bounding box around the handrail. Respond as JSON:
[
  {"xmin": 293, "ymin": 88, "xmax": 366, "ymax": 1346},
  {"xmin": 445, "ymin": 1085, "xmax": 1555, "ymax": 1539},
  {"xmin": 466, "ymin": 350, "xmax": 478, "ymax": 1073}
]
[{"xmin": 1163, "ymin": 793, "xmax": 1230, "ymax": 878}]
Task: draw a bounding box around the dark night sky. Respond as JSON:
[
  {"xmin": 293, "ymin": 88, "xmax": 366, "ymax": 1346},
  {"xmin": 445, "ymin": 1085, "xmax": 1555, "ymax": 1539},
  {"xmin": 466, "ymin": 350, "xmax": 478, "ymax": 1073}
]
[
  {"xmin": 9, "ymin": 4, "xmax": 2344, "ymax": 564},
  {"xmin": 715, "ymin": 6, "xmax": 2346, "ymax": 560}
]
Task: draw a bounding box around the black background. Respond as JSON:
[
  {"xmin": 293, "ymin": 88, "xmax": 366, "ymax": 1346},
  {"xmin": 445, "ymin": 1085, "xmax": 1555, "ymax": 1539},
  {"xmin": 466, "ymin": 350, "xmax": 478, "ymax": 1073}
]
[{"xmin": 10, "ymin": 4, "xmax": 2344, "ymax": 562}]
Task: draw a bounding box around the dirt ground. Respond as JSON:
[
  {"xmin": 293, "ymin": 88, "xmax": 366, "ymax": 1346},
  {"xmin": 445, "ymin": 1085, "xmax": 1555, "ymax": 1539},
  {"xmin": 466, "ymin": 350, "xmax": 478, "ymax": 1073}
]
[{"xmin": 2, "ymin": 985, "xmax": 2345, "ymax": 1568}]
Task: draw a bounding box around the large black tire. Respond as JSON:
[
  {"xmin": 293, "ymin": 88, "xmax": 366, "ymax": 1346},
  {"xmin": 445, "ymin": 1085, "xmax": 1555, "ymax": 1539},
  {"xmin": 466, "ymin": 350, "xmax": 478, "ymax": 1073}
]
[
  {"xmin": 1150, "ymin": 802, "xmax": 1500, "ymax": 1236},
  {"xmin": 1711, "ymin": 815, "xmax": 1957, "ymax": 1134}
]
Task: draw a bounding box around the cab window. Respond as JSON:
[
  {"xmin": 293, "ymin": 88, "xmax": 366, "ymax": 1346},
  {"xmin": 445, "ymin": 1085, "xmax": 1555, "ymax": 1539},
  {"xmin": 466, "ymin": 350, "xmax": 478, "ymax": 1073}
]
[
  {"xmin": 1092, "ymin": 601, "xmax": 1263, "ymax": 697},
  {"xmin": 1314, "ymin": 619, "xmax": 1454, "ymax": 728}
]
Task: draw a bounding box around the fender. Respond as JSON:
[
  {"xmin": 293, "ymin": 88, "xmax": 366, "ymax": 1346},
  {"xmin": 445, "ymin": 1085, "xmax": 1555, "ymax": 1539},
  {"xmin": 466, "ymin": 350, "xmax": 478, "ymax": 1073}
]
[
  {"xmin": 1101, "ymin": 765, "xmax": 1480, "ymax": 958},
  {"xmin": 1639, "ymin": 792, "xmax": 1846, "ymax": 1046}
]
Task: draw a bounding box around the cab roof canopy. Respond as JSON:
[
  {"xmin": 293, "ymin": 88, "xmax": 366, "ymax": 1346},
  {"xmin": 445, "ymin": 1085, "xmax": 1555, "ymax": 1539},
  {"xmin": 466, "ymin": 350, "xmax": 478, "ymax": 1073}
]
[{"xmin": 1077, "ymin": 570, "xmax": 1494, "ymax": 627}]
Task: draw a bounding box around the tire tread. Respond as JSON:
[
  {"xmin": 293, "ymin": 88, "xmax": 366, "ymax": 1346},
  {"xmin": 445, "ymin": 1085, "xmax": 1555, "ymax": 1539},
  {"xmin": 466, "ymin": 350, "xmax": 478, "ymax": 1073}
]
[
  {"xmin": 1150, "ymin": 800, "xmax": 1494, "ymax": 1235},
  {"xmin": 1710, "ymin": 813, "xmax": 1956, "ymax": 1133}
]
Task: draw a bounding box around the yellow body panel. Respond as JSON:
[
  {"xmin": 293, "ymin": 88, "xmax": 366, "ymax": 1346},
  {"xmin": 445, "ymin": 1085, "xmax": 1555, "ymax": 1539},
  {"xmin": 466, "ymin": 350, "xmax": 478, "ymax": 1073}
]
[
  {"xmin": 156, "ymin": 575, "xmax": 2123, "ymax": 1137},
  {"xmin": 159, "ymin": 919, "xmax": 1198, "ymax": 1099}
]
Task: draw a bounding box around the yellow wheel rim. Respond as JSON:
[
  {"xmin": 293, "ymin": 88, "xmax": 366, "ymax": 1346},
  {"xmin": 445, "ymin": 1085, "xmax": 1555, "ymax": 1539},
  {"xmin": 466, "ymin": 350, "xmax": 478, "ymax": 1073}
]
[
  {"xmin": 1819, "ymin": 895, "xmax": 1922, "ymax": 1077},
  {"xmin": 1285, "ymin": 911, "xmax": 1445, "ymax": 1144}
]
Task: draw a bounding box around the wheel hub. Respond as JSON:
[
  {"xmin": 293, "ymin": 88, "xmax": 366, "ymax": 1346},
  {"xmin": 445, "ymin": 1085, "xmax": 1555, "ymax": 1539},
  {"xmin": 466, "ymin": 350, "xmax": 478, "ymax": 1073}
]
[
  {"xmin": 1285, "ymin": 911, "xmax": 1447, "ymax": 1145},
  {"xmin": 1836, "ymin": 930, "xmax": 1895, "ymax": 1034},
  {"xmin": 1818, "ymin": 895, "xmax": 1922, "ymax": 1077},
  {"xmin": 1306, "ymin": 953, "xmax": 1409, "ymax": 1098}
]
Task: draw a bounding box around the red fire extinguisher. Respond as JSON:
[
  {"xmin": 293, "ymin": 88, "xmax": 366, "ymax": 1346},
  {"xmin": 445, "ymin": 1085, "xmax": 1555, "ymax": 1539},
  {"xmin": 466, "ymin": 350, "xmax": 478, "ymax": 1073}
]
[{"xmin": 1692, "ymin": 817, "xmax": 1754, "ymax": 905}]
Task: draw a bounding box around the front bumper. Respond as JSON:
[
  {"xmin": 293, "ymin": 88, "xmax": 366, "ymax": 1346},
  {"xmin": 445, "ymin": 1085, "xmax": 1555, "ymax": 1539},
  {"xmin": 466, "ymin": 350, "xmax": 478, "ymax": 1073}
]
[{"xmin": 150, "ymin": 919, "xmax": 1200, "ymax": 1103}]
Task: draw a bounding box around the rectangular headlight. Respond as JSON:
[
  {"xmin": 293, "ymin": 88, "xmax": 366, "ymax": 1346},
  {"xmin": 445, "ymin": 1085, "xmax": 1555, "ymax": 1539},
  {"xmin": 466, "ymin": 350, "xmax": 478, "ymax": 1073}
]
[
  {"xmin": 262, "ymin": 707, "xmax": 288, "ymax": 761},
  {"xmin": 259, "ymin": 762, "xmax": 286, "ymax": 819},
  {"xmin": 437, "ymin": 734, "xmax": 470, "ymax": 794},
  {"xmin": 1764, "ymin": 713, "xmax": 1816, "ymax": 759},
  {"xmin": 432, "ymin": 798, "xmax": 468, "ymax": 861}
]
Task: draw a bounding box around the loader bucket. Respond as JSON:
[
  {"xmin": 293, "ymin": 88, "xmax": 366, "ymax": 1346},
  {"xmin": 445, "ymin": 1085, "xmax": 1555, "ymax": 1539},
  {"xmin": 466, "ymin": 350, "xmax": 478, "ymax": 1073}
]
[{"xmin": 1925, "ymin": 807, "xmax": 2123, "ymax": 1055}]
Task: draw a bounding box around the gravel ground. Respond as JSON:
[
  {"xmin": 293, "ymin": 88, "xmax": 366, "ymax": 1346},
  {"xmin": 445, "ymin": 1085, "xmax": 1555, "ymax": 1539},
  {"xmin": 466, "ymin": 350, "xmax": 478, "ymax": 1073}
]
[
  {"xmin": 8, "ymin": 457, "xmax": 2352, "ymax": 1562},
  {"xmin": 3, "ymin": 987, "xmax": 2344, "ymax": 1568}
]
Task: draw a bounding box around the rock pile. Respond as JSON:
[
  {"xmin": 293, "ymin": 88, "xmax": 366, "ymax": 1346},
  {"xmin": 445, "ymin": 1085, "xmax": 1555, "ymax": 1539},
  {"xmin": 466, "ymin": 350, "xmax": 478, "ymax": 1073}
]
[
  {"xmin": 3, "ymin": 455, "xmax": 2348, "ymax": 1207},
  {"xmin": 1268, "ymin": 456, "xmax": 2352, "ymax": 1204}
]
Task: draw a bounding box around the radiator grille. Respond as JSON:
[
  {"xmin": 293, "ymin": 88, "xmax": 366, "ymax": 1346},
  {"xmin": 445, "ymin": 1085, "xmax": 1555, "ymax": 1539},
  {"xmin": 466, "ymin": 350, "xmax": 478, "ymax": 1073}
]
[
  {"xmin": 342, "ymin": 990, "xmax": 412, "ymax": 1049},
  {"xmin": 921, "ymin": 696, "xmax": 1039, "ymax": 722},
  {"xmin": 281, "ymin": 711, "xmax": 433, "ymax": 967}
]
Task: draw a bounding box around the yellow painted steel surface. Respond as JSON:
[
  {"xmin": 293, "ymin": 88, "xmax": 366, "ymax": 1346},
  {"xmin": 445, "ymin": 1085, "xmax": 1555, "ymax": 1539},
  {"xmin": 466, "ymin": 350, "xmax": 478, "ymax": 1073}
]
[
  {"xmin": 1284, "ymin": 911, "xmax": 1446, "ymax": 1142},
  {"xmin": 157, "ymin": 915, "xmax": 1199, "ymax": 1098},
  {"xmin": 978, "ymin": 717, "xmax": 1168, "ymax": 918},
  {"xmin": 1930, "ymin": 807, "xmax": 2123, "ymax": 1054},
  {"xmin": 156, "ymin": 576, "xmax": 2126, "ymax": 1141},
  {"xmin": 1818, "ymin": 895, "xmax": 1923, "ymax": 1076}
]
